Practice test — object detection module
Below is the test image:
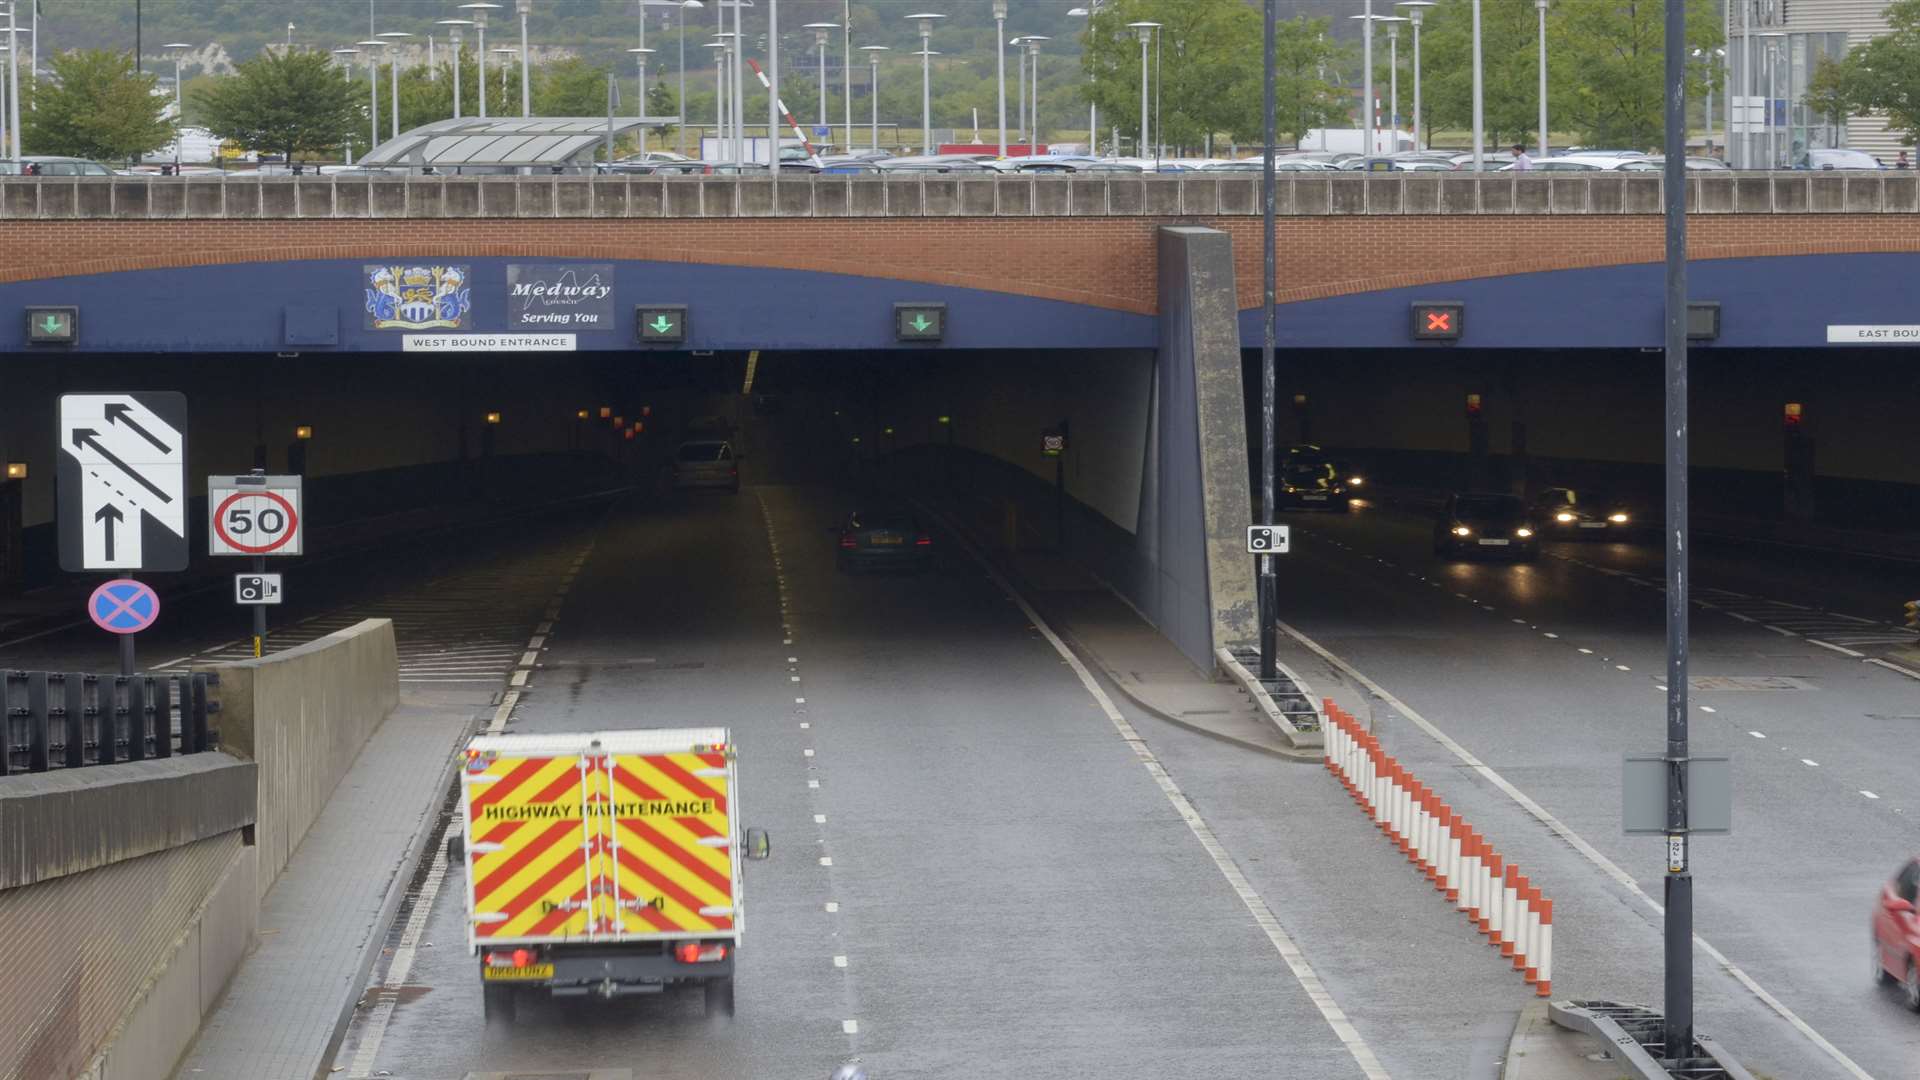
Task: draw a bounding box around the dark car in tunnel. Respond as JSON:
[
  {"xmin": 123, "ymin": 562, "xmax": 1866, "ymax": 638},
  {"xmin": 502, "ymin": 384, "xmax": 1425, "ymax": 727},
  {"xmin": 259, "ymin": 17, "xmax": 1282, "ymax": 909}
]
[
  {"xmin": 1434, "ymin": 493, "xmax": 1539, "ymax": 561},
  {"xmin": 835, "ymin": 507, "xmax": 933, "ymax": 572},
  {"xmin": 1529, "ymin": 487, "xmax": 1634, "ymax": 538},
  {"xmin": 1277, "ymin": 459, "xmax": 1353, "ymax": 512}
]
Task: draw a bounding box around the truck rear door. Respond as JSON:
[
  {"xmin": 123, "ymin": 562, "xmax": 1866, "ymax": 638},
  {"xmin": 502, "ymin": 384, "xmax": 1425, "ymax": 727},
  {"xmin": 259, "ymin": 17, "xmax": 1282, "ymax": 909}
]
[
  {"xmin": 604, "ymin": 749, "xmax": 737, "ymax": 936},
  {"xmin": 463, "ymin": 749, "xmax": 592, "ymax": 944}
]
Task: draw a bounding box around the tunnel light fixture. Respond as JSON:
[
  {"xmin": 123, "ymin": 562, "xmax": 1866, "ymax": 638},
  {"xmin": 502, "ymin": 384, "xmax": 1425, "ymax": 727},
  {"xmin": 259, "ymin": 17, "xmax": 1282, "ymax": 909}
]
[
  {"xmin": 938, "ymin": 415, "xmax": 951, "ymax": 425},
  {"xmin": 576, "ymin": 409, "xmax": 589, "ymax": 420},
  {"xmin": 485, "ymin": 411, "xmax": 502, "ymax": 425},
  {"xmin": 742, "ymin": 349, "xmax": 761, "ymax": 395},
  {"xmin": 599, "ymin": 406, "xmax": 612, "ymax": 418},
  {"xmin": 294, "ymin": 425, "xmax": 313, "ymax": 440},
  {"xmin": 1609, "ymin": 513, "xmax": 1629, "ymax": 524},
  {"xmin": 1292, "ymin": 393, "xmax": 1307, "ymax": 408},
  {"xmin": 4, "ymin": 462, "xmax": 25, "ymax": 480},
  {"xmin": 614, "ymin": 415, "xmax": 625, "ymax": 427},
  {"xmin": 641, "ymin": 406, "xmax": 652, "ymax": 417}
]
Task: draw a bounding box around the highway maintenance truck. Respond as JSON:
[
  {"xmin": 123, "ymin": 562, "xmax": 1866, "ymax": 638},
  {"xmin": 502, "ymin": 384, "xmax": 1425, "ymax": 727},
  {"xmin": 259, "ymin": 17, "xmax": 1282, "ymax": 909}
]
[{"xmin": 450, "ymin": 728, "xmax": 769, "ymax": 1020}]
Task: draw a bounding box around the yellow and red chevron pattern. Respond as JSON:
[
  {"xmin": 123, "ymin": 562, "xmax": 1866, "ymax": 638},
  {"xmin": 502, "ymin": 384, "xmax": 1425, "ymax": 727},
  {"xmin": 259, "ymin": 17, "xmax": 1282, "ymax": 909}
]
[
  {"xmin": 605, "ymin": 752, "xmax": 735, "ymax": 935},
  {"xmin": 465, "ymin": 753, "xmax": 590, "ymax": 942}
]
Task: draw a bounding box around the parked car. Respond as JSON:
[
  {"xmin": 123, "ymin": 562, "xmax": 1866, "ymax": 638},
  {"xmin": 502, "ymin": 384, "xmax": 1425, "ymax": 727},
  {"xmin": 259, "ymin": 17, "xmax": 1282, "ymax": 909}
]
[
  {"xmin": 1793, "ymin": 148, "xmax": 1884, "ymax": 170},
  {"xmin": 1433, "ymin": 492, "xmax": 1538, "ymax": 561},
  {"xmin": 1871, "ymin": 856, "xmax": 1920, "ymax": 1011},
  {"xmin": 0, "ymin": 156, "xmax": 116, "ymax": 176}
]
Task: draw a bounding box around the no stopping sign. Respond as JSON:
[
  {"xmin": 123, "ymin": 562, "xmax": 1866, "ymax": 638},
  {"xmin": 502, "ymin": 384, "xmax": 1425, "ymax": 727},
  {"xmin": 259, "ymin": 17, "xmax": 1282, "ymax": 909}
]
[{"xmin": 208, "ymin": 476, "xmax": 304, "ymax": 556}]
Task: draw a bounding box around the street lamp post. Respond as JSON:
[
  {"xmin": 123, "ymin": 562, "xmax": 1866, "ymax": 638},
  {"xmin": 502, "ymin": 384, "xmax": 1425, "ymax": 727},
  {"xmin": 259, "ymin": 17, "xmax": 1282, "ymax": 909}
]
[
  {"xmin": 438, "ymin": 20, "xmax": 471, "ymax": 118},
  {"xmin": 1024, "ymin": 36, "xmax": 1048, "ymax": 153},
  {"xmin": 517, "ymin": 0, "xmax": 531, "ymax": 118},
  {"xmin": 804, "ymin": 23, "xmax": 837, "ymax": 131},
  {"xmin": 992, "ymin": 0, "xmax": 1007, "ymax": 156},
  {"xmin": 904, "ymin": 13, "xmax": 945, "ymax": 155},
  {"xmin": 1353, "ymin": 4, "xmax": 1374, "ymax": 156},
  {"xmin": 703, "ymin": 39, "xmax": 727, "ymax": 152},
  {"xmin": 680, "ymin": 1, "xmax": 702, "ymax": 157},
  {"xmin": 165, "ymin": 43, "xmax": 194, "ymax": 168},
  {"xmin": 1126, "ymin": 22, "xmax": 1156, "ymax": 159},
  {"xmin": 1012, "ymin": 37, "xmax": 1026, "ymax": 147},
  {"xmin": 1761, "ymin": 31, "xmax": 1786, "ymax": 168},
  {"xmin": 842, "ymin": 0, "xmax": 851, "ymax": 155},
  {"xmin": 494, "ymin": 46, "xmax": 516, "ymax": 101},
  {"xmin": 1535, "ymin": 0, "xmax": 1548, "ymax": 158},
  {"xmin": 1382, "ymin": 18, "xmax": 1405, "ymax": 148},
  {"xmin": 458, "ymin": 3, "xmax": 500, "ymax": 119},
  {"xmin": 1398, "ymin": 1, "xmax": 1433, "ymax": 150},
  {"xmin": 860, "ymin": 44, "xmax": 888, "ymax": 151},
  {"xmin": 628, "ymin": 48, "xmax": 655, "ymax": 118},
  {"xmin": 377, "ymin": 31, "xmax": 410, "ymax": 139},
  {"xmin": 332, "ymin": 47, "xmax": 360, "ymax": 161},
  {"xmin": 1068, "ymin": 5, "xmax": 1097, "ymax": 157},
  {"xmin": 356, "ymin": 39, "xmax": 386, "ymax": 150},
  {"xmin": 1470, "ymin": 0, "xmax": 1484, "ymax": 170}
]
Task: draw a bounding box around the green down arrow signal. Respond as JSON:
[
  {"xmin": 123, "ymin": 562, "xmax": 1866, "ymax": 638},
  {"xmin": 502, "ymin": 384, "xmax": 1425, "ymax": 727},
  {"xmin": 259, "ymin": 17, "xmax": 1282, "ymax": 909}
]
[
  {"xmin": 39, "ymin": 314, "xmax": 64, "ymax": 335},
  {"xmin": 647, "ymin": 315, "xmax": 676, "ymax": 334},
  {"xmin": 910, "ymin": 314, "xmax": 934, "ymax": 333}
]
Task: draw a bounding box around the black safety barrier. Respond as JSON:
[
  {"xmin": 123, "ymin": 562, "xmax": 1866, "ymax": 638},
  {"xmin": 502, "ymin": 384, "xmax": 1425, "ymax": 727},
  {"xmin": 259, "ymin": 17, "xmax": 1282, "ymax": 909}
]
[{"xmin": 0, "ymin": 670, "xmax": 220, "ymax": 774}]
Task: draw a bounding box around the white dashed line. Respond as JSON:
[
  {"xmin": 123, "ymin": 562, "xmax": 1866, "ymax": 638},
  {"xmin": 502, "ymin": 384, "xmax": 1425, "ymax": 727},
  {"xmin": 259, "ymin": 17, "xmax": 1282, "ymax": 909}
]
[
  {"xmin": 1749, "ymin": 731, "xmax": 1767, "ymax": 739},
  {"xmin": 799, "ymin": 722, "xmax": 810, "ymax": 730},
  {"xmin": 833, "ymin": 955, "xmax": 848, "ymax": 968},
  {"xmin": 1764, "ymin": 625, "xmax": 1800, "ymax": 638},
  {"xmin": 803, "ymin": 748, "xmax": 815, "ymax": 758},
  {"xmin": 808, "ymin": 780, "xmax": 820, "ymax": 789},
  {"xmin": 1802, "ymin": 759, "xmax": 1821, "ymax": 768},
  {"xmin": 1615, "ymin": 665, "xmax": 1631, "ymax": 672},
  {"xmin": 814, "ymin": 814, "xmax": 827, "ymax": 824},
  {"xmin": 1578, "ymin": 647, "xmax": 1594, "ymax": 655},
  {"xmin": 842, "ymin": 1020, "xmax": 859, "ymax": 1034},
  {"xmin": 795, "ymin": 697, "xmax": 807, "ymax": 704},
  {"xmin": 819, "ymin": 857, "xmax": 833, "ymax": 866},
  {"xmin": 1807, "ymin": 640, "xmax": 1866, "ymax": 658},
  {"xmin": 825, "ymin": 901, "xmax": 839, "ymax": 912},
  {"xmin": 1727, "ymin": 612, "xmax": 1758, "ymax": 624},
  {"xmin": 1542, "ymin": 632, "xmax": 1558, "ymax": 639},
  {"xmin": 1861, "ymin": 791, "xmax": 1881, "ymax": 800},
  {"xmin": 1865, "ymin": 658, "xmax": 1920, "ymax": 681}
]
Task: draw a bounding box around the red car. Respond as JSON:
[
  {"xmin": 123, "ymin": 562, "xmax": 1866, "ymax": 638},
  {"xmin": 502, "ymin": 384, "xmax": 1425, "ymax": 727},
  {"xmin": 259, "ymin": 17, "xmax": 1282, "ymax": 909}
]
[{"xmin": 1872, "ymin": 857, "xmax": 1920, "ymax": 1010}]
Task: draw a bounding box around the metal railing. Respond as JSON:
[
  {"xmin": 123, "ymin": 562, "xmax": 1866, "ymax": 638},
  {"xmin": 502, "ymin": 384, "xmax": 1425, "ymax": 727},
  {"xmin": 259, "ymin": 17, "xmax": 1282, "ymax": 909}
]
[{"xmin": 1, "ymin": 670, "xmax": 220, "ymax": 774}]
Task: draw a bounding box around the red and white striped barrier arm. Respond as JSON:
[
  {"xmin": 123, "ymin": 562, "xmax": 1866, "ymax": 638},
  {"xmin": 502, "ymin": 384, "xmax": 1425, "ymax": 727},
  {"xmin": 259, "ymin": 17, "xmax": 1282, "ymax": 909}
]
[
  {"xmin": 1322, "ymin": 700, "xmax": 1553, "ymax": 997},
  {"xmin": 745, "ymin": 58, "xmax": 819, "ymax": 159}
]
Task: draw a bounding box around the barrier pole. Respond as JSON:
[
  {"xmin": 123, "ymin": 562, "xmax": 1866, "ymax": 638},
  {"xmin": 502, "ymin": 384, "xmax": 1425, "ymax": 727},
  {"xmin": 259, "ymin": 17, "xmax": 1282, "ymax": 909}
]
[{"xmin": 1536, "ymin": 898, "xmax": 1553, "ymax": 996}]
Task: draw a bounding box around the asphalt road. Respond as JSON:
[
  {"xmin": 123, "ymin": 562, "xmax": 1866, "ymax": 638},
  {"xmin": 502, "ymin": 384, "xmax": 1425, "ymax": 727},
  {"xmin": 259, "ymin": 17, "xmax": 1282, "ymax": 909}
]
[{"xmin": 1269, "ymin": 497, "xmax": 1920, "ymax": 1080}]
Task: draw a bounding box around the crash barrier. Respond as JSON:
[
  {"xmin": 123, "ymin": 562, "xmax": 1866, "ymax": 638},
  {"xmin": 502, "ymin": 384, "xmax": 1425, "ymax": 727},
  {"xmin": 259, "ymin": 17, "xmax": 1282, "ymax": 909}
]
[
  {"xmin": 1323, "ymin": 701, "xmax": 1553, "ymax": 996},
  {"xmin": 200, "ymin": 616, "xmax": 399, "ymax": 897},
  {"xmin": 1, "ymin": 669, "xmax": 220, "ymax": 774}
]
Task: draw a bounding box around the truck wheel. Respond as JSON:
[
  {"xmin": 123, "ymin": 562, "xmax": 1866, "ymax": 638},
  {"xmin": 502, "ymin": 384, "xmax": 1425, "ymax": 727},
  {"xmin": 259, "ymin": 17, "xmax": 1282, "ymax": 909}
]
[
  {"xmin": 483, "ymin": 983, "xmax": 517, "ymax": 1024},
  {"xmin": 703, "ymin": 976, "xmax": 735, "ymax": 1018}
]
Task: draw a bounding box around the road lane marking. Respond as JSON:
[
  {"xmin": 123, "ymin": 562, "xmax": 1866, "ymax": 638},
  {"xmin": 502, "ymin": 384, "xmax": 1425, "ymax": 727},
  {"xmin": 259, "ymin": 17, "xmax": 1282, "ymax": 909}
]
[
  {"xmin": 1861, "ymin": 791, "xmax": 1881, "ymax": 800},
  {"xmin": 834, "ymin": 956, "xmax": 848, "ymax": 968},
  {"xmin": 944, "ymin": 524, "xmax": 1392, "ymax": 1080},
  {"xmin": 1274, "ymin": 619, "xmax": 1877, "ymax": 1080},
  {"xmin": 819, "ymin": 856, "xmax": 833, "ymax": 866},
  {"xmin": 1749, "ymin": 732, "xmax": 1767, "ymax": 739},
  {"xmin": 343, "ymin": 812, "xmax": 455, "ymax": 1077},
  {"xmin": 1865, "ymin": 658, "xmax": 1920, "ymax": 681},
  {"xmin": 1700, "ymin": 706, "xmax": 1717, "ymax": 713},
  {"xmin": 1802, "ymin": 759, "xmax": 1820, "ymax": 768},
  {"xmin": 825, "ymin": 902, "xmax": 839, "ymax": 912},
  {"xmin": 1578, "ymin": 647, "xmax": 1594, "ymax": 654},
  {"xmin": 1615, "ymin": 664, "xmax": 1631, "ymax": 672},
  {"xmin": 1808, "ymin": 640, "xmax": 1866, "ymax": 658},
  {"xmin": 1764, "ymin": 625, "xmax": 1800, "ymax": 637},
  {"xmin": 842, "ymin": 1020, "xmax": 859, "ymax": 1034}
]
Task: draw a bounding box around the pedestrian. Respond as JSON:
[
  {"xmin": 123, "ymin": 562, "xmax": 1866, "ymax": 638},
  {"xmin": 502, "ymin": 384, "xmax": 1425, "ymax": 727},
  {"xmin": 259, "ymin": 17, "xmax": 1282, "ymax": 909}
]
[
  {"xmin": 1510, "ymin": 142, "xmax": 1533, "ymax": 171},
  {"xmin": 1899, "ymin": 150, "xmax": 1911, "ymax": 170}
]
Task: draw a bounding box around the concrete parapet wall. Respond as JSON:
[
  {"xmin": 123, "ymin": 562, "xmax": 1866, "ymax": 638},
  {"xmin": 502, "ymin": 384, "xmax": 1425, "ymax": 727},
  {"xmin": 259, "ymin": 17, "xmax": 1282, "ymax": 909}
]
[
  {"xmin": 0, "ymin": 173, "xmax": 1912, "ymax": 221},
  {"xmin": 204, "ymin": 617, "xmax": 399, "ymax": 895}
]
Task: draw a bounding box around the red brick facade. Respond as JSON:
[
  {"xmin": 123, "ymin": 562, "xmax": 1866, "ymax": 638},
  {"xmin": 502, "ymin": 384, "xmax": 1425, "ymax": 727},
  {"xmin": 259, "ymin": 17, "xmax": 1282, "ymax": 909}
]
[{"xmin": 0, "ymin": 215, "xmax": 1914, "ymax": 314}]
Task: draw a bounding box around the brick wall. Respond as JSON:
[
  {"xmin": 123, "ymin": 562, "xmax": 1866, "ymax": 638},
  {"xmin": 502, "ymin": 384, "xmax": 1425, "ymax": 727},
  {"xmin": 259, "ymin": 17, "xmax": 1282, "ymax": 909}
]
[{"xmin": 2, "ymin": 214, "xmax": 1916, "ymax": 314}]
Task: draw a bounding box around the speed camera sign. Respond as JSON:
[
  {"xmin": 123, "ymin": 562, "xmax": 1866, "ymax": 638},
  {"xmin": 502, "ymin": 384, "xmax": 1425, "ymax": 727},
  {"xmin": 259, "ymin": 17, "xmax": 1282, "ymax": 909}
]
[
  {"xmin": 1247, "ymin": 525, "xmax": 1290, "ymax": 554},
  {"xmin": 208, "ymin": 475, "xmax": 304, "ymax": 556}
]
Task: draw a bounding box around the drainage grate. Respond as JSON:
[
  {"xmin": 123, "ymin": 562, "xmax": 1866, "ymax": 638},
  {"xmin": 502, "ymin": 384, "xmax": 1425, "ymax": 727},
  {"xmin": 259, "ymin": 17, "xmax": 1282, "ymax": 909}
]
[
  {"xmin": 1228, "ymin": 647, "xmax": 1323, "ymax": 733},
  {"xmin": 1689, "ymin": 675, "xmax": 1815, "ymax": 692}
]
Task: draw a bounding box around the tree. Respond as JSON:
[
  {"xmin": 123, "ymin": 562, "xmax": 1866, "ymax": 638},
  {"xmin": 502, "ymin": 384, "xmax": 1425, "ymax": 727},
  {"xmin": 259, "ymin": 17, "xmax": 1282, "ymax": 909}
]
[
  {"xmin": 647, "ymin": 80, "xmax": 679, "ymax": 147},
  {"xmin": 24, "ymin": 49, "xmax": 174, "ymax": 162},
  {"xmin": 1416, "ymin": 0, "xmax": 1542, "ymax": 148},
  {"xmin": 1549, "ymin": 0, "xmax": 1721, "ymax": 150},
  {"xmin": 1250, "ymin": 16, "xmax": 1352, "ymax": 148},
  {"xmin": 196, "ymin": 48, "xmax": 363, "ymax": 163},
  {"xmin": 535, "ymin": 57, "xmax": 614, "ymax": 117},
  {"xmin": 1808, "ymin": 0, "xmax": 1920, "ymax": 147},
  {"xmin": 1080, "ymin": 0, "xmax": 1261, "ymax": 154}
]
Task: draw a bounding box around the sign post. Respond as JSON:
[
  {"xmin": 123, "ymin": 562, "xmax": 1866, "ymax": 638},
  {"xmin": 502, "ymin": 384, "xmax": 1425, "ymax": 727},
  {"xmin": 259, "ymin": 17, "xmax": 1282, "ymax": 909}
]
[
  {"xmin": 209, "ymin": 471, "xmax": 304, "ymax": 658},
  {"xmin": 88, "ymin": 579, "xmax": 160, "ymax": 675},
  {"xmin": 1042, "ymin": 423, "xmax": 1069, "ymax": 551}
]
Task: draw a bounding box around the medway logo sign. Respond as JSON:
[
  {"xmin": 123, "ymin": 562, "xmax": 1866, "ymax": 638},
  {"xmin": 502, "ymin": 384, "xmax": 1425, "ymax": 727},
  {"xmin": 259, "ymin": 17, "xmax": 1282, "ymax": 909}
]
[{"xmin": 508, "ymin": 264, "xmax": 616, "ymax": 328}]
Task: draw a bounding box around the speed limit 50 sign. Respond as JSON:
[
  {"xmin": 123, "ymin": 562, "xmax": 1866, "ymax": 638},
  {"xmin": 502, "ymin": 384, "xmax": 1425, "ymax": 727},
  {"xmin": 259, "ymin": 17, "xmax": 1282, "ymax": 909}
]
[{"xmin": 208, "ymin": 474, "xmax": 304, "ymax": 556}]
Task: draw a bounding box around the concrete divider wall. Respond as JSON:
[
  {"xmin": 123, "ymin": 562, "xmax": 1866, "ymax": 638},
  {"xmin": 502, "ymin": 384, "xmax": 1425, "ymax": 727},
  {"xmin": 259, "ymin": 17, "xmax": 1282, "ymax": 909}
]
[{"xmin": 204, "ymin": 617, "xmax": 400, "ymax": 894}]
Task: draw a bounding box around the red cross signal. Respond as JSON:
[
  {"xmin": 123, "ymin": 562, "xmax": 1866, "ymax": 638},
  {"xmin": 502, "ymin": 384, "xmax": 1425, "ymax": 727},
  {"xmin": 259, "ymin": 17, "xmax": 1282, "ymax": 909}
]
[{"xmin": 1412, "ymin": 302, "xmax": 1465, "ymax": 341}]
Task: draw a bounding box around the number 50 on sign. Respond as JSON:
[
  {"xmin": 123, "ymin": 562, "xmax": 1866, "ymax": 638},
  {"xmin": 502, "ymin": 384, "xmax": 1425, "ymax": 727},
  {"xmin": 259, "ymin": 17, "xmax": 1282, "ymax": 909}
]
[{"xmin": 208, "ymin": 475, "xmax": 305, "ymax": 557}]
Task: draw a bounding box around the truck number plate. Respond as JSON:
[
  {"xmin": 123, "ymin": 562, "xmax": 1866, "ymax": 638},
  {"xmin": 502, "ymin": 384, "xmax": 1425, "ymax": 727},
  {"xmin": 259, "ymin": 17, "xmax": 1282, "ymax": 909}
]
[{"xmin": 482, "ymin": 963, "xmax": 554, "ymax": 981}]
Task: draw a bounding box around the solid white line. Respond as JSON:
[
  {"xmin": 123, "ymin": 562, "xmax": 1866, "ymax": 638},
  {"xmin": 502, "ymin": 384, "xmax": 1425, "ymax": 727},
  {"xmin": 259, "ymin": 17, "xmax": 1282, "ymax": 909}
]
[
  {"xmin": 486, "ymin": 689, "xmax": 520, "ymax": 735},
  {"xmin": 950, "ymin": 534, "xmax": 1391, "ymax": 1079},
  {"xmin": 1764, "ymin": 625, "xmax": 1800, "ymax": 638},
  {"xmin": 1274, "ymin": 619, "xmax": 1878, "ymax": 1080},
  {"xmin": 1865, "ymin": 658, "xmax": 1920, "ymax": 681},
  {"xmin": 343, "ymin": 819, "xmax": 453, "ymax": 1077},
  {"xmin": 1727, "ymin": 612, "xmax": 1759, "ymax": 624},
  {"xmin": 1807, "ymin": 639, "xmax": 1867, "ymax": 658}
]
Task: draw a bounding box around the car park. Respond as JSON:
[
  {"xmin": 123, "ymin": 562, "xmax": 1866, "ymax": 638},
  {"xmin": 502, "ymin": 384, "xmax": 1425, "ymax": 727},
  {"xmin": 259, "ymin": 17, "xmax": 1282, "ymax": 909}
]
[
  {"xmin": 672, "ymin": 440, "xmax": 740, "ymax": 494},
  {"xmin": 1793, "ymin": 148, "xmax": 1884, "ymax": 170},
  {"xmin": 1433, "ymin": 493, "xmax": 1538, "ymax": 560},
  {"xmin": 0, "ymin": 156, "xmax": 116, "ymax": 176},
  {"xmin": 834, "ymin": 506, "xmax": 933, "ymax": 572},
  {"xmin": 1871, "ymin": 857, "xmax": 1920, "ymax": 1010}
]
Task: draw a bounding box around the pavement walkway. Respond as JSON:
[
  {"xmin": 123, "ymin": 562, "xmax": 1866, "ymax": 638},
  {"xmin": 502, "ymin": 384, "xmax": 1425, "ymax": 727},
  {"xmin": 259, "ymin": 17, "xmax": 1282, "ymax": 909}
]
[{"xmin": 174, "ymin": 693, "xmax": 479, "ymax": 1080}]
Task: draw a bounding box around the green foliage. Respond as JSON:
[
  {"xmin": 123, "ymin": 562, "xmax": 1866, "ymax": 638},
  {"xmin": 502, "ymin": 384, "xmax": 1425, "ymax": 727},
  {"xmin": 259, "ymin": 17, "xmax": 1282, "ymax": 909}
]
[
  {"xmin": 1262, "ymin": 17, "xmax": 1353, "ymax": 148},
  {"xmin": 647, "ymin": 80, "xmax": 679, "ymax": 143},
  {"xmin": 195, "ymin": 48, "xmax": 361, "ymax": 163},
  {"xmin": 1811, "ymin": 0, "xmax": 1920, "ymax": 146},
  {"xmin": 534, "ymin": 56, "xmax": 613, "ymax": 116},
  {"xmin": 1081, "ymin": 0, "xmax": 1263, "ymax": 154},
  {"xmin": 1416, "ymin": 0, "xmax": 1544, "ymax": 148},
  {"xmin": 1549, "ymin": 0, "xmax": 1721, "ymax": 150},
  {"xmin": 24, "ymin": 48, "xmax": 174, "ymax": 162}
]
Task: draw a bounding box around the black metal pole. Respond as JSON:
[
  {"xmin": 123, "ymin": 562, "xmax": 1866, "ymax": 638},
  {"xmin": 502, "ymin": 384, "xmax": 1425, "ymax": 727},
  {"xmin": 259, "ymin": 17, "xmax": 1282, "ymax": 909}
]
[
  {"xmin": 135, "ymin": 0, "xmax": 143, "ymax": 72},
  {"xmin": 252, "ymin": 554, "xmax": 267, "ymax": 658},
  {"xmin": 1258, "ymin": 0, "xmax": 1278, "ymax": 681},
  {"xmin": 1661, "ymin": 0, "xmax": 1693, "ymax": 1061},
  {"xmin": 119, "ymin": 633, "xmax": 135, "ymax": 677}
]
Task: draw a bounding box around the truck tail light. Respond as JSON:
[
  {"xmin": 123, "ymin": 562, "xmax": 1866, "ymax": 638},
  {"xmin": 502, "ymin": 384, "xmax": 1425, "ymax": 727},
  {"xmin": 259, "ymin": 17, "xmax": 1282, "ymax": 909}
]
[
  {"xmin": 486, "ymin": 948, "xmax": 538, "ymax": 967},
  {"xmin": 675, "ymin": 941, "xmax": 729, "ymax": 964},
  {"xmin": 915, "ymin": 533, "xmax": 932, "ymax": 546}
]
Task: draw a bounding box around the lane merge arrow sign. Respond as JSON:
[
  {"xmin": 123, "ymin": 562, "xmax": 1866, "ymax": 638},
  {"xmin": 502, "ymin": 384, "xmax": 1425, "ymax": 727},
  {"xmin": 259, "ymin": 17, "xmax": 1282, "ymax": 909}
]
[
  {"xmin": 894, "ymin": 302, "xmax": 947, "ymax": 343},
  {"xmin": 58, "ymin": 393, "xmax": 189, "ymax": 572},
  {"xmin": 635, "ymin": 304, "xmax": 688, "ymax": 345},
  {"xmin": 26, "ymin": 306, "xmax": 78, "ymax": 345}
]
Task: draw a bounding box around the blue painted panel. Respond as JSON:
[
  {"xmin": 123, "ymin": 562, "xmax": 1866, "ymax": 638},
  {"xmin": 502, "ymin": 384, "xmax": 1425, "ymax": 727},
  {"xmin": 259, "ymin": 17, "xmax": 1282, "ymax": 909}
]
[
  {"xmin": 0, "ymin": 259, "xmax": 1154, "ymax": 353},
  {"xmin": 1238, "ymin": 254, "xmax": 1920, "ymax": 350}
]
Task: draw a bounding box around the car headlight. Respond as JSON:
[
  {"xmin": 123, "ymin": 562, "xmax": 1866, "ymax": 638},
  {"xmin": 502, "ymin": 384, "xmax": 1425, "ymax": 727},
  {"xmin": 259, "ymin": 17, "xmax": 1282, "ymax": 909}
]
[
  {"xmin": 1555, "ymin": 512, "xmax": 1575, "ymax": 523},
  {"xmin": 1452, "ymin": 526, "xmax": 1471, "ymax": 537},
  {"xmin": 1348, "ymin": 476, "xmax": 1364, "ymax": 487},
  {"xmin": 1515, "ymin": 528, "xmax": 1534, "ymax": 538},
  {"xmin": 1283, "ymin": 485, "xmax": 1296, "ymax": 494},
  {"xmin": 1609, "ymin": 512, "xmax": 1629, "ymax": 524}
]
